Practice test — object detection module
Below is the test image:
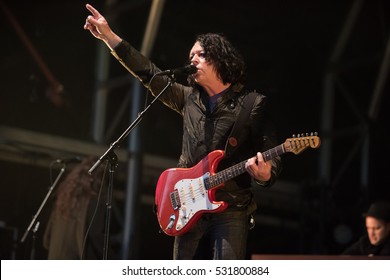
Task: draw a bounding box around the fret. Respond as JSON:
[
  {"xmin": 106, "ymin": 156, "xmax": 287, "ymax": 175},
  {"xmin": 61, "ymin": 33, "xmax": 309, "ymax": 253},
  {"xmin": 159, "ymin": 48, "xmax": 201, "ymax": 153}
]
[
  {"xmin": 207, "ymin": 144, "xmax": 285, "ymax": 189},
  {"xmin": 263, "ymin": 144, "xmax": 285, "ymax": 162},
  {"xmin": 204, "ymin": 135, "xmax": 320, "ymax": 190}
]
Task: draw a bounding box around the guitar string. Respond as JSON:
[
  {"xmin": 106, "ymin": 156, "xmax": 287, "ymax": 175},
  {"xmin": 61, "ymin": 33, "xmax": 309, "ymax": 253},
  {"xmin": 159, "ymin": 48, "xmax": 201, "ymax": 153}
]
[{"xmin": 174, "ymin": 140, "xmax": 315, "ymax": 204}]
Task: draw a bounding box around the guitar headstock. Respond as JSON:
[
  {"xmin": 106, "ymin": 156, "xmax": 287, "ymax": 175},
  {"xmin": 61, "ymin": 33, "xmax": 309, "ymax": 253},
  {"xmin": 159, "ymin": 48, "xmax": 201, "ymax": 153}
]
[{"xmin": 284, "ymin": 132, "xmax": 321, "ymax": 155}]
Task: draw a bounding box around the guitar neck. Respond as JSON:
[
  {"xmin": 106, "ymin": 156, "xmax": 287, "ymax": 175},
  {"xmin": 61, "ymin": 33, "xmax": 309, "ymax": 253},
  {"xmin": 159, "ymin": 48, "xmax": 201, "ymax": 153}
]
[{"xmin": 206, "ymin": 143, "xmax": 285, "ymax": 190}]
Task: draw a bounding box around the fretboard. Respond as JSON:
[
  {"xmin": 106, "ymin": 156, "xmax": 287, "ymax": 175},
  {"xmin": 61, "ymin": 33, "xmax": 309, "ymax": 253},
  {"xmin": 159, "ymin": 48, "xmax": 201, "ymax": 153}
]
[{"xmin": 205, "ymin": 143, "xmax": 285, "ymax": 190}]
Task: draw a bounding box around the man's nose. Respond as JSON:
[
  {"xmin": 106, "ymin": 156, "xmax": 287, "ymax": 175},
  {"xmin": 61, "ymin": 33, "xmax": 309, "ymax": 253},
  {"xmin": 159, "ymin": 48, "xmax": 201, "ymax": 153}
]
[{"xmin": 191, "ymin": 55, "xmax": 199, "ymax": 65}]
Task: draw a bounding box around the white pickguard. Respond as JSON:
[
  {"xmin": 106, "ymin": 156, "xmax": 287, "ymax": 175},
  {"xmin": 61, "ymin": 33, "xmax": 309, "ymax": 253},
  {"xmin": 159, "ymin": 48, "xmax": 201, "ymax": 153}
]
[{"xmin": 174, "ymin": 173, "xmax": 222, "ymax": 231}]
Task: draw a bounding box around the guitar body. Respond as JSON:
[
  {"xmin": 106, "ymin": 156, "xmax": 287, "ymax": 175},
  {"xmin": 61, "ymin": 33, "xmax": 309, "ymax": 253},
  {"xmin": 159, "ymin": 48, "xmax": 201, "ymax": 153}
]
[{"xmin": 155, "ymin": 150, "xmax": 228, "ymax": 236}]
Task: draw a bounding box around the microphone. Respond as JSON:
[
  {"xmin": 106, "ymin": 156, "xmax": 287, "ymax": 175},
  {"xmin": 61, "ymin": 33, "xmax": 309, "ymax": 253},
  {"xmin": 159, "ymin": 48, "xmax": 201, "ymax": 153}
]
[
  {"xmin": 55, "ymin": 156, "xmax": 83, "ymax": 164},
  {"xmin": 156, "ymin": 64, "xmax": 197, "ymax": 76}
]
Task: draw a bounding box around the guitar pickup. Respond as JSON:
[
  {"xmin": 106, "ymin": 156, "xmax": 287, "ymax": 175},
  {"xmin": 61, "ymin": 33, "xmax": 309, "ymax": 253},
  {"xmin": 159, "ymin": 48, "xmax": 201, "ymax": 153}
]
[{"xmin": 170, "ymin": 189, "xmax": 181, "ymax": 210}]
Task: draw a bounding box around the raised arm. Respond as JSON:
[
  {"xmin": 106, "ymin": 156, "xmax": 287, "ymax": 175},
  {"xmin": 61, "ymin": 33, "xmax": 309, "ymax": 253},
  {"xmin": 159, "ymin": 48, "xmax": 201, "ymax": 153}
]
[{"xmin": 83, "ymin": 4, "xmax": 122, "ymax": 50}]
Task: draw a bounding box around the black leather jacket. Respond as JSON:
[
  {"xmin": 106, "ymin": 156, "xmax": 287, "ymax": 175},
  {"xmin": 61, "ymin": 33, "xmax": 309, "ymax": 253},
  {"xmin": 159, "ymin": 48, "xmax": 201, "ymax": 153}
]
[
  {"xmin": 112, "ymin": 40, "xmax": 282, "ymax": 210},
  {"xmin": 342, "ymin": 235, "xmax": 390, "ymax": 256}
]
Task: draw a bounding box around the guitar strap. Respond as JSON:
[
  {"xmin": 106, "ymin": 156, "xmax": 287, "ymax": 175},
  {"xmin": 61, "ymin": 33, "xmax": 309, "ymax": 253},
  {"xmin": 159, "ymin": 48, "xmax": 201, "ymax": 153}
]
[{"xmin": 224, "ymin": 90, "xmax": 257, "ymax": 158}]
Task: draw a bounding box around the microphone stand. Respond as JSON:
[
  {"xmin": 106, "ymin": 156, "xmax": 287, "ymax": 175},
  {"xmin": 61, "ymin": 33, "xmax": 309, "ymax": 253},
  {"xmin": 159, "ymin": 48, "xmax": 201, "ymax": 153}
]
[
  {"xmin": 88, "ymin": 75, "xmax": 175, "ymax": 260},
  {"xmin": 29, "ymin": 221, "xmax": 40, "ymax": 260},
  {"xmin": 20, "ymin": 164, "xmax": 68, "ymax": 256}
]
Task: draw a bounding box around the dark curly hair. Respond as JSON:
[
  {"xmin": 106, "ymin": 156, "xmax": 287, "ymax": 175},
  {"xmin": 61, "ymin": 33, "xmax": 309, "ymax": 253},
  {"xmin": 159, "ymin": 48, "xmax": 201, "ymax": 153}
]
[{"xmin": 188, "ymin": 33, "xmax": 246, "ymax": 88}]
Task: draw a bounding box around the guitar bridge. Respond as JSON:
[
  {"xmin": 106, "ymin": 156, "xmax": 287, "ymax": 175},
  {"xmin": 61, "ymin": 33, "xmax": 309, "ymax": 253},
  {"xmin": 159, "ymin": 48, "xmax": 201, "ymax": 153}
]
[{"xmin": 170, "ymin": 189, "xmax": 181, "ymax": 210}]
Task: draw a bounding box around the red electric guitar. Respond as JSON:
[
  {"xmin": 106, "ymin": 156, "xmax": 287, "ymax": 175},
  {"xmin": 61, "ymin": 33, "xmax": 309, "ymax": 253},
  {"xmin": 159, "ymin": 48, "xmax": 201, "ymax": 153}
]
[{"xmin": 155, "ymin": 133, "xmax": 321, "ymax": 236}]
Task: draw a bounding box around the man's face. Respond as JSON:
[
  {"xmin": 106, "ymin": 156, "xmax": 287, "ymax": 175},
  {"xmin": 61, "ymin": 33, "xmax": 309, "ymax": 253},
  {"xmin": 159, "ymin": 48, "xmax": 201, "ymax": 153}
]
[
  {"xmin": 366, "ymin": 216, "xmax": 390, "ymax": 246},
  {"xmin": 189, "ymin": 42, "xmax": 220, "ymax": 88}
]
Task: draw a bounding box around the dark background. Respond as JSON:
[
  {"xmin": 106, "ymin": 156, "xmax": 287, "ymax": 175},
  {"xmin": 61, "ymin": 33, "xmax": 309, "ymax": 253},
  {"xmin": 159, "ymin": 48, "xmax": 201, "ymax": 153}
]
[{"xmin": 1, "ymin": 0, "xmax": 389, "ymax": 259}]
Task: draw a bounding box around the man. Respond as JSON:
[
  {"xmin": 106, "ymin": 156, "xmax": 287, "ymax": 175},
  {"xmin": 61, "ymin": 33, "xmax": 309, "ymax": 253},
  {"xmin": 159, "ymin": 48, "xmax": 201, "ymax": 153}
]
[
  {"xmin": 343, "ymin": 200, "xmax": 390, "ymax": 256},
  {"xmin": 84, "ymin": 3, "xmax": 282, "ymax": 259}
]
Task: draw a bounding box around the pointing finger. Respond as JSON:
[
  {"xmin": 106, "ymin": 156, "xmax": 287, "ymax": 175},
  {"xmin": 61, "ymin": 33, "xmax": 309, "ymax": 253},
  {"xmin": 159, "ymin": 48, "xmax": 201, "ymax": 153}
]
[{"xmin": 86, "ymin": 4, "xmax": 101, "ymax": 18}]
